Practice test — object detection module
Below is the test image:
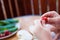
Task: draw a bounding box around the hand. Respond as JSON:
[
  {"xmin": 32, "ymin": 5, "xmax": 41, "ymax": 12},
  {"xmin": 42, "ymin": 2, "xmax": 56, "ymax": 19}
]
[
  {"xmin": 41, "ymin": 11, "xmax": 60, "ymax": 33},
  {"xmin": 53, "ymin": 33, "xmax": 60, "ymax": 40},
  {"xmin": 41, "ymin": 11, "xmax": 59, "ymax": 18},
  {"xmin": 30, "ymin": 19, "xmax": 52, "ymax": 40},
  {"xmin": 48, "ymin": 17, "xmax": 60, "ymax": 29}
]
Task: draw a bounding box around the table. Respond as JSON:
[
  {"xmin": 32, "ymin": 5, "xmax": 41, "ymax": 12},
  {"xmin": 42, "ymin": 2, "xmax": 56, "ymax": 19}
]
[{"xmin": 4, "ymin": 16, "xmax": 40, "ymax": 40}]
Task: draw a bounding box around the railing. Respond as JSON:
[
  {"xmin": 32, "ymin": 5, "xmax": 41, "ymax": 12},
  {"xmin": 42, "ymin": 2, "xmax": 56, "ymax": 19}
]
[{"xmin": 0, "ymin": 0, "xmax": 60, "ymax": 20}]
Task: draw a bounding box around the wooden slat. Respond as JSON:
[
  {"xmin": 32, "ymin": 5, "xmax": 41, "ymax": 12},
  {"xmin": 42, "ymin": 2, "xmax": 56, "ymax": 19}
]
[
  {"xmin": 21, "ymin": 0, "xmax": 27, "ymax": 15},
  {"xmin": 22, "ymin": 0, "xmax": 32, "ymax": 15},
  {"xmin": 17, "ymin": 0, "xmax": 25, "ymax": 16},
  {"xmin": 1, "ymin": 0, "xmax": 7, "ymax": 19},
  {"xmin": 27, "ymin": 0, "xmax": 32, "ymax": 15},
  {"xmin": 33, "ymin": 0, "xmax": 39, "ymax": 15},
  {"xmin": 38, "ymin": 0, "xmax": 42, "ymax": 15},
  {"xmin": 11, "ymin": 0, "xmax": 17, "ymax": 17},
  {"xmin": 0, "ymin": 1, "xmax": 5, "ymax": 20},
  {"xmin": 40, "ymin": 0, "xmax": 47, "ymax": 14},
  {"xmin": 14, "ymin": 0, "xmax": 20, "ymax": 16},
  {"xmin": 8, "ymin": 0, "xmax": 14, "ymax": 18},
  {"xmin": 56, "ymin": 0, "xmax": 58, "ymax": 13},
  {"xmin": 30, "ymin": 0, "xmax": 34, "ymax": 15},
  {"xmin": 48, "ymin": 0, "xmax": 56, "ymax": 11},
  {"xmin": 3, "ymin": 0, "xmax": 12, "ymax": 18},
  {"xmin": 58, "ymin": 0, "xmax": 60, "ymax": 14}
]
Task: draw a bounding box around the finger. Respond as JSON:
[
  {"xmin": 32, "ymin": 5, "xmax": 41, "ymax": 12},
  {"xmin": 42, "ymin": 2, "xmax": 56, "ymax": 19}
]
[
  {"xmin": 34, "ymin": 19, "xmax": 43, "ymax": 26},
  {"xmin": 53, "ymin": 33, "xmax": 60, "ymax": 40},
  {"xmin": 41, "ymin": 11, "xmax": 59, "ymax": 18},
  {"xmin": 39, "ymin": 19, "xmax": 45, "ymax": 28},
  {"xmin": 41, "ymin": 20, "xmax": 45, "ymax": 27},
  {"xmin": 47, "ymin": 18, "xmax": 56, "ymax": 24}
]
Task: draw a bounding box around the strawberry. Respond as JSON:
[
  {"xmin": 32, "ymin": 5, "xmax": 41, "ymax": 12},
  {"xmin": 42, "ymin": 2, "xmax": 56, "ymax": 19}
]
[
  {"xmin": 4, "ymin": 30, "xmax": 11, "ymax": 36},
  {"xmin": 0, "ymin": 34, "xmax": 2, "ymax": 37},
  {"xmin": 0, "ymin": 34, "xmax": 5, "ymax": 37},
  {"xmin": 42, "ymin": 17, "xmax": 48, "ymax": 23}
]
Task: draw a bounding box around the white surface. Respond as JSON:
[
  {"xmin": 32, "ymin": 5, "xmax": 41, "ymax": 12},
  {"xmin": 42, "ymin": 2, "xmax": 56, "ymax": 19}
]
[
  {"xmin": 17, "ymin": 30, "xmax": 33, "ymax": 40},
  {"xmin": 15, "ymin": 23, "xmax": 21, "ymax": 30}
]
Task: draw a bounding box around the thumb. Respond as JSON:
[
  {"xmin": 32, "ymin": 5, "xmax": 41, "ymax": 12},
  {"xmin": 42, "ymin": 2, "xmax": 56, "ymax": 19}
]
[{"xmin": 47, "ymin": 18, "xmax": 56, "ymax": 24}]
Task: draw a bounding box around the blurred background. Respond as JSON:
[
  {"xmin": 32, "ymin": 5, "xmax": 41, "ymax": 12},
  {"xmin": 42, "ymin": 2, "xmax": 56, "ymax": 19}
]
[{"xmin": 0, "ymin": 0, "xmax": 60, "ymax": 20}]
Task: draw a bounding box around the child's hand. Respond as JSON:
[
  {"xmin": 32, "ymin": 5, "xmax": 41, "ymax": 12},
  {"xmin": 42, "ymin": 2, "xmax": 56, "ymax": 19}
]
[
  {"xmin": 41, "ymin": 11, "xmax": 59, "ymax": 18},
  {"xmin": 41, "ymin": 11, "xmax": 60, "ymax": 33},
  {"xmin": 29, "ymin": 19, "xmax": 53, "ymax": 40}
]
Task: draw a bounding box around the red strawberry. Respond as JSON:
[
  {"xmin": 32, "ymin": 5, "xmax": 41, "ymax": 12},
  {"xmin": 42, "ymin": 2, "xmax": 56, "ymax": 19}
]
[
  {"xmin": 4, "ymin": 30, "xmax": 11, "ymax": 36},
  {"xmin": 0, "ymin": 34, "xmax": 2, "ymax": 37},
  {"xmin": 42, "ymin": 17, "xmax": 48, "ymax": 23},
  {"xmin": 0, "ymin": 34, "xmax": 5, "ymax": 37}
]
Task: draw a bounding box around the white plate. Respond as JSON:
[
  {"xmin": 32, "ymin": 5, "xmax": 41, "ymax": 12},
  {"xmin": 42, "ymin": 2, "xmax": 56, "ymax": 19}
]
[{"xmin": 0, "ymin": 23, "xmax": 21, "ymax": 39}]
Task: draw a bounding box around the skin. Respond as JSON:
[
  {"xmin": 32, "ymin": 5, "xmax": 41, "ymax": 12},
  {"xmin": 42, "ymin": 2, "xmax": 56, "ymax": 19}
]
[
  {"xmin": 53, "ymin": 33, "xmax": 60, "ymax": 40},
  {"xmin": 33, "ymin": 11, "xmax": 60, "ymax": 40},
  {"xmin": 41, "ymin": 11, "xmax": 60, "ymax": 32},
  {"xmin": 32, "ymin": 19, "xmax": 52, "ymax": 40},
  {"xmin": 41, "ymin": 11, "xmax": 60, "ymax": 40},
  {"xmin": 41, "ymin": 11, "xmax": 60, "ymax": 29}
]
